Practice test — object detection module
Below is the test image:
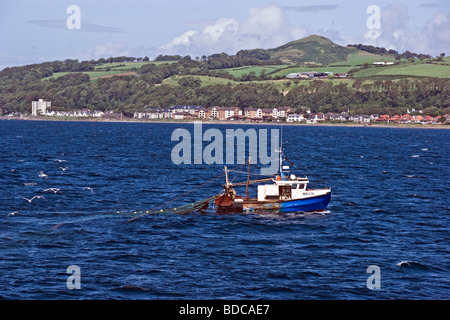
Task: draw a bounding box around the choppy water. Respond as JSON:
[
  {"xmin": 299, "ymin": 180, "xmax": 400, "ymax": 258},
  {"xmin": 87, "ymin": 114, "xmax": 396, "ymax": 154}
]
[{"xmin": 0, "ymin": 120, "xmax": 448, "ymax": 299}]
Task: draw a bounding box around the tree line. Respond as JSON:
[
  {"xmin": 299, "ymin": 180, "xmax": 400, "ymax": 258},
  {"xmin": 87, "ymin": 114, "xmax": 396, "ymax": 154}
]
[
  {"xmin": 0, "ymin": 56, "xmax": 449, "ymax": 117},
  {"xmin": 347, "ymin": 44, "xmax": 436, "ymax": 60}
]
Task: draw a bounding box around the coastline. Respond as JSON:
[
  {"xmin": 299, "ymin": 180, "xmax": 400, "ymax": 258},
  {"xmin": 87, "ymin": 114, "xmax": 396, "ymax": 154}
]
[{"xmin": 1, "ymin": 115, "xmax": 449, "ymax": 129}]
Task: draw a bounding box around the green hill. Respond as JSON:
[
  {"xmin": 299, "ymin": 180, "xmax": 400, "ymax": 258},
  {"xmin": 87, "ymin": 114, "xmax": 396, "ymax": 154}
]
[{"xmin": 268, "ymin": 34, "xmax": 361, "ymax": 65}]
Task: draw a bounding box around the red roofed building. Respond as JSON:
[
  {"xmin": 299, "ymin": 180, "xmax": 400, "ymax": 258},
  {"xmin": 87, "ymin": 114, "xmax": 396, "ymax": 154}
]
[{"xmin": 376, "ymin": 114, "xmax": 390, "ymax": 122}]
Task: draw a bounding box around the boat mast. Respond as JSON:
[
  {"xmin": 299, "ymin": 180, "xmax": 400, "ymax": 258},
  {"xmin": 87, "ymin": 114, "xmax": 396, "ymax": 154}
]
[
  {"xmin": 224, "ymin": 166, "xmax": 229, "ymax": 187},
  {"xmin": 279, "ymin": 125, "xmax": 283, "ymax": 174},
  {"xmin": 245, "ymin": 157, "xmax": 251, "ymax": 200}
]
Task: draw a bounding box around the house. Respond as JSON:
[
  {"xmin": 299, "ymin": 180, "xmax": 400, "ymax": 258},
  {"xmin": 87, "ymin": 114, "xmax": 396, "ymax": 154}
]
[
  {"xmin": 45, "ymin": 109, "xmax": 104, "ymax": 118},
  {"xmin": 173, "ymin": 112, "xmax": 194, "ymax": 120},
  {"xmin": 411, "ymin": 115, "xmax": 424, "ymax": 124},
  {"xmin": 372, "ymin": 61, "xmax": 394, "ymax": 66},
  {"xmin": 210, "ymin": 107, "xmax": 219, "ymax": 119},
  {"xmin": 102, "ymin": 111, "xmax": 124, "ymax": 119},
  {"xmin": 351, "ymin": 115, "xmax": 371, "ymax": 123},
  {"xmin": 389, "ymin": 115, "xmax": 400, "ymax": 122},
  {"xmin": 227, "ymin": 114, "xmax": 245, "ymax": 121},
  {"xmin": 335, "ymin": 73, "xmax": 349, "ymax": 78},
  {"xmin": 306, "ymin": 113, "xmax": 326, "ymax": 124},
  {"xmin": 324, "ymin": 113, "xmax": 341, "ymax": 121},
  {"xmin": 220, "ymin": 107, "xmax": 242, "ymax": 120},
  {"xmin": 170, "ymin": 105, "xmax": 202, "ymax": 116},
  {"xmin": 134, "ymin": 108, "xmax": 171, "ymax": 119},
  {"xmin": 244, "ymin": 108, "xmax": 261, "ymax": 119},
  {"xmin": 286, "ymin": 73, "xmax": 301, "ymax": 79},
  {"xmin": 400, "ymin": 114, "xmax": 413, "ymax": 123},
  {"xmin": 301, "ymin": 71, "xmax": 318, "ymax": 78},
  {"xmin": 261, "ymin": 108, "xmax": 273, "ymax": 120},
  {"xmin": 376, "ymin": 114, "xmax": 390, "ymax": 122},
  {"xmin": 272, "ymin": 106, "xmax": 291, "ymax": 119},
  {"xmin": 197, "ymin": 108, "xmax": 207, "ymax": 119},
  {"xmin": 286, "ymin": 114, "xmax": 305, "ymax": 122},
  {"xmin": 31, "ymin": 99, "xmax": 51, "ymax": 116}
]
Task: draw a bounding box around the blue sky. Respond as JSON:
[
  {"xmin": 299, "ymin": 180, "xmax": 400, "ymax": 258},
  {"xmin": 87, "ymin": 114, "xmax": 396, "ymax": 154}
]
[{"xmin": 0, "ymin": 0, "xmax": 449, "ymax": 69}]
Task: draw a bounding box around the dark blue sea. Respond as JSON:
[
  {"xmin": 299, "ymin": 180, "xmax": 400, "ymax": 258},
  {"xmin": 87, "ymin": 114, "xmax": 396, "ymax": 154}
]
[{"xmin": 0, "ymin": 120, "xmax": 449, "ymax": 300}]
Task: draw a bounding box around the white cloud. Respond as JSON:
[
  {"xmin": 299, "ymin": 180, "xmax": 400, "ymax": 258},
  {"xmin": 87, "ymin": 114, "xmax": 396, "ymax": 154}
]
[
  {"xmin": 159, "ymin": 3, "xmax": 449, "ymax": 58},
  {"xmin": 159, "ymin": 5, "xmax": 309, "ymax": 56},
  {"xmin": 355, "ymin": 3, "xmax": 450, "ymax": 56},
  {"xmin": 92, "ymin": 42, "xmax": 131, "ymax": 59},
  {"xmin": 421, "ymin": 12, "xmax": 450, "ymax": 54}
]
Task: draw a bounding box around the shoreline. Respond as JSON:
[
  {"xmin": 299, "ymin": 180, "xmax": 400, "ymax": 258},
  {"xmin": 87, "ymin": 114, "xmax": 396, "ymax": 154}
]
[{"xmin": 1, "ymin": 116, "xmax": 449, "ymax": 129}]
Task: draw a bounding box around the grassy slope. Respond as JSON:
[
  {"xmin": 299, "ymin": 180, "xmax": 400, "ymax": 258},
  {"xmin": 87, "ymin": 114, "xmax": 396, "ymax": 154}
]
[
  {"xmin": 225, "ymin": 65, "xmax": 290, "ymax": 77},
  {"xmin": 332, "ymin": 53, "xmax": 395, "ymax": 66},
  {"xmin": 271, "ymin": 66, "xmax": 353, "ymax": 77},
  {"xmin": 42, "ymin": 61, "xmax": 175, "ymax": 81},
  {"xmin": 163, "ymin": 75, "xmax": 356, "ymax": 94},
  {"xmin": 162, "ymin": 75, "xmax": 239, "ymax": 86},
  {"xmin": 353, "ymin": 60, "xmax": 450, "ymax": 78},
  {"xmin": 269, "ymin": 34, "xmax": 359, "ymax": 65},
  {"xmin": 42, "ymin": 70, "xmax": 136, "ymax": 80}
]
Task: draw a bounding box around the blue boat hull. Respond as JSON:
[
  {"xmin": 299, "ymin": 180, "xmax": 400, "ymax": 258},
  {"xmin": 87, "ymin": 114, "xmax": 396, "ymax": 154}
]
[
  {"xmin": 278, "ymin": 192, "xmax": 331, "ymax": 213},
  {"xmin": 235, "ymin": 191, "xmax": 331, "ymax": 214}
]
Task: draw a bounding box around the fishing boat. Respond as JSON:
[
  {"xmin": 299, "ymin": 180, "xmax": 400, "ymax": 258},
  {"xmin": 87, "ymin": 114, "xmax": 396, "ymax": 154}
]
[
  {"xmin": 127, "ymin": 132, "xmax": 331, "ymax": 223},
  {"xmin": 214, "ymin": 148, "xmax": 331, "ymax": 214}
]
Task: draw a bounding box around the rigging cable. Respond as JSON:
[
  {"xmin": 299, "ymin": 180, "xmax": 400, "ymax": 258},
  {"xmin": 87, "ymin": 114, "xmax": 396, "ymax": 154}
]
[{"xmin": 126, "ymin": 162, "xmax": 248, "ymax": 223}]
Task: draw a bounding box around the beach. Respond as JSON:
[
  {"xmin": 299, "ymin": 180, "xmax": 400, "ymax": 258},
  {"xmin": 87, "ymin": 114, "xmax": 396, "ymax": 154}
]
[{"xmin": 1, "ymin": 115, "xmax": 449, "ymax": 129}]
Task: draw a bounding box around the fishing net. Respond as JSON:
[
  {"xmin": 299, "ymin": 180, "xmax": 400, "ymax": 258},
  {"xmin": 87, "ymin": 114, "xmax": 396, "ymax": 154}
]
[{"xmin": 126, "ymin": 193, "xmax": 222, "ymax": 222}]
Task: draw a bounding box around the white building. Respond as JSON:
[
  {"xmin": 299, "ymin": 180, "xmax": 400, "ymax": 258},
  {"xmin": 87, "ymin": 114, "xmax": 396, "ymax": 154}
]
[
  {"xmin": 286, "ymin": 114, "xmax": 305, "ymax": 122},
  {"xmin": 31, "ymin": 99, "xmax": 51, "ymax": 116}
]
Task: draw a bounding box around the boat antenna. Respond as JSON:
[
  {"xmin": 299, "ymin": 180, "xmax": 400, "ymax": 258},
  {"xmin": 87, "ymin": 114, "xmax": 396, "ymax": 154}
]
[
  {"xmin": 279, "ymin": 124, "xmax": 283, "ymax": 174},
  {"xmin": 245, "ymin": 157, "xmax": 251, "ymax": 200}
]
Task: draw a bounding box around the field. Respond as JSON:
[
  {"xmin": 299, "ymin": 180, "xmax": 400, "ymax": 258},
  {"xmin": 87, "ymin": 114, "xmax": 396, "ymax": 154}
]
[
  {"xmin": 332, "ymin": 53, "xmax": 395, "ymax": 66},
  {"xmin": 42, "ymin": 70, "xmax": 137, "ymax": 81},
  {"xmin": 270, "ymin": 66, "xmax": 353, "ymax": 77},
  {"xmin": 162, "ymin": 74, "xmax": 356, "ymax": 93},
  {"xmin": 42, "ymin": 60, "xmax": 175, "ymax": 81},
  {"xmin": 353, "ymin": 60, "xmax": 450, "ymax": 78},
  {"xmin": 41, "ymin": 55, "xmax": 450, "ymax": 84},
  {"xmin": 94, "ymin": 60, "xmax": 176, "ymax": 71},
  {"xmin": 162, "ymin": 75, "xmax": 240, "ymax": 87},
  {"xmin": 224, "ymin": 65, "xmax": 290, "ymax": 77}
]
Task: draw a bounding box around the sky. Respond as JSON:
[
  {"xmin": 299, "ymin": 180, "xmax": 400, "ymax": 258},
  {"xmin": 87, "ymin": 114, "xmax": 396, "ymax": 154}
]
[{"xmin": 0, "ymin": 0, "xmax": 449, "ymax": 70}]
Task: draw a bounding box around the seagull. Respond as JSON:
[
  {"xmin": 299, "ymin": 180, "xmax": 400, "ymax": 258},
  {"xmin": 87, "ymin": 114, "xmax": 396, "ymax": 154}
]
[
  {"xmin": 38, "ymin": 171, "xmax": 48, "ymax": 179},
  {"xmin": 53, "ymin": 159, "xmax": 67, "ymax": 163},
  {"xmin": 23, "ymin": 195, "xmax": 45, "ymax": 203},
  {"xmin": 43, "ymin": 188, "xmax": 61, "ymax": 193},
  {"xmin": 7, "ymin": 211, "xmax": 20, "ymax": 217},
  {"xmin": 59, "ymin": 166, "xmax": 70, "ymax": 172},
  {"xmin": 83, "ymin": 187, "xmax": 94, "ymax": 193}
]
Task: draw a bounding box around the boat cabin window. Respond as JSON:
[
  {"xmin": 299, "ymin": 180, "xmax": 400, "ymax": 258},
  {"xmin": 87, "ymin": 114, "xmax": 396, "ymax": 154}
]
[
  {"xmin": 279, "ymin": 185, "xmax": 291, "ymax": 200},
  {"xmin": 291, "ymin": 184, "xmax": 305, "ymax": 190}
]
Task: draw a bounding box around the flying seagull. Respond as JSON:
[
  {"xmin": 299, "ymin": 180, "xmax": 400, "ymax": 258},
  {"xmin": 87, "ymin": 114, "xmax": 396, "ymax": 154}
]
[
  {"xmin": 7, "ymin": 211, "xmax": 20, "ymax": 217},
  {"xmin": 83, "ymin": 187, "xmax": 94, "ymax": 193},
  {"xmin": 53, "ymin": 159, "xmax": 67, "ymax": 163},
  {"xmin": 59, "ymin": 166, "xmax": 70, "ymax": 172},
  {"xmin": 43, "ymin": 188, "xmax": 61, "ymax": 193},
  {"xmin": 23, "ymin": 195, "xmax": 45, "ymax": 203}
]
